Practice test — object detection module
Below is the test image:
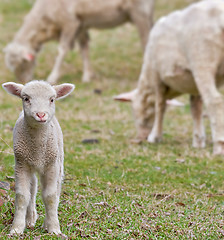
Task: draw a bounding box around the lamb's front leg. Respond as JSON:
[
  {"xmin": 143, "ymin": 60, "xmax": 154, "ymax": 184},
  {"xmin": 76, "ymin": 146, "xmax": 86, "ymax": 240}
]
[
  {"xmin": 190, "ymin": 95, "xmax": 206, "ymax": 148},
  {"xmin": 10, "ymin": 164, "xmax": 31, "ymax": 235},
  {"xmin": 26, "ymin": 174, "xmax": 38, "ymax": 228},
  {"xmin": 41, "ymin": 166, "xmax": 61, "ymax": 235}
]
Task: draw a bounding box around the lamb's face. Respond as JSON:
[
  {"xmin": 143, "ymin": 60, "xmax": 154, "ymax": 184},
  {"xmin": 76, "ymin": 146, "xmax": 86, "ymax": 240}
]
[
  {"xmin": 4, "ymin": 43, "xmax": 35, "ymax": 83},
  {"xmin": 21, "ymin": 81, "xmax": 56, "ymax": 125},
  {"xmin": 2, "ymin": 80, "xmax": 75, "ymax": 128}
]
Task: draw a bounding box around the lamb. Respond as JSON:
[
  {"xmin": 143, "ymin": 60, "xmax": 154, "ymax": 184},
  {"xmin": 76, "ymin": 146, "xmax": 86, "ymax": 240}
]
[
  {"xmin": 2, "ymin": 80, "xmax": 74, "ymax": 234},
  {"xmin": 4, "ymin": 0, "xmax": 154, "ymax": 84},
  {"xmin": 115, "ymin": 0, "xmax": 224, "ymax": 155}
]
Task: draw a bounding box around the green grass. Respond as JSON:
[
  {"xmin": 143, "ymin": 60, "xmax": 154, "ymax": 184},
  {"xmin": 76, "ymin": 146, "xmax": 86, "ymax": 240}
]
[{"xmin": 0, "ymin": 0, "xmax": 223, "ymax": 239}]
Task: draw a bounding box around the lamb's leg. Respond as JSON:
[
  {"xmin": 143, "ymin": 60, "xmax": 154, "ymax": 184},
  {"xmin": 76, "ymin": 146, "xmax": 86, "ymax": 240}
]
[
  {"xmin": 10, "ymin": 164, "xmax": 31, "ymax": 234},
  {"xmin": 147, "ymin": 82, "xmax": 167, "ymax": 143},
  {"xmin": 194, "ymin": 72, "xmax": 224, "ymax": 154},
  {"xmin": 41, "ymin": 167, "xmax": 61, "ymax": 235},
  {"xmin": 47, "ymin": 21, "xmax": 80, "ymax": 85},
  {"xmin": 78, "ymin": 31, "xmax": 93, "ymax": 83},
  {"xmin": 190, "ymin": 95, "xmax": 206, "ymax": 148},
  {"xmin": 26, "ymin": 174, "xmax": 38, "ymax": 228}
]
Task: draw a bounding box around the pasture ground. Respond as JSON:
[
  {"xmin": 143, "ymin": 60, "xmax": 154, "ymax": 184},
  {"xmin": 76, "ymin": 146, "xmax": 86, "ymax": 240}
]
[{"xmin": 0, "ymin": 0, "xmax": 224, "ymax": 239}]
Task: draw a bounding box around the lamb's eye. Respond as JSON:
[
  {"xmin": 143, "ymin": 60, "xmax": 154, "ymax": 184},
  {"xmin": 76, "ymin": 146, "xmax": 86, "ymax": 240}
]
[
  {"xmin": 24, "ymin": 97, "xmax": 29, "ymax": 102},
  {"xmin": 50, "ymin": 98, "xmax": 54, "ymax": 103}
]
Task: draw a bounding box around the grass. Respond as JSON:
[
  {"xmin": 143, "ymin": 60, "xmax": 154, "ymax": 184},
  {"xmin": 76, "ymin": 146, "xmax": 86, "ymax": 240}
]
[{"xmin": 0, "ymin": 0, "xmax": 224, "ymax": 239}]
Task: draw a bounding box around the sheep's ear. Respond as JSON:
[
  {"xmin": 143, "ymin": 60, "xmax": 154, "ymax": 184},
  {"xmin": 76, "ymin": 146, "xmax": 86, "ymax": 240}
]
[
  {"xmin": 2, "ymin": 82, "xmax": 24, "ymax": 98},
  {"xmin": 113, "ymin": 89, "xmax": 138, "ymax": 102},
  {"xmin": 54, "ymin": 83, "xmax": 75, "ymax": 100},
  {"xmin": 2, "ymin": 45, "xmax": 8, "ymax": 53}
]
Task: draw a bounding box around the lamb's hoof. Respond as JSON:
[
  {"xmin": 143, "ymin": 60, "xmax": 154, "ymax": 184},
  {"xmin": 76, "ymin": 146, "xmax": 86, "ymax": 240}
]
[
  {"xmin": 26, "ymin": 211, "xmax": 38, "ymax": 229},
  {"xmin": 10, "ymin": 228, "xmax": 24, "ymax": 235}
]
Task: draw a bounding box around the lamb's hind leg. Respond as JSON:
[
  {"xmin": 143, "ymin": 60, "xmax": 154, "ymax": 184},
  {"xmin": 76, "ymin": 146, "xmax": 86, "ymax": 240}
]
[
  {"xmin": 10, "ymin": 164, "xmax": 32, "ymax": 235},
  {"xmin": 190, "ymin": 95, "xmax": 206, "ymax": 148},
  {"xmin": 41, "ymin": 166, "xmax": 61, "ymax": 235},
  {"xmin": 26, "ymin": 173, "xmax": 38, "ymax": 228},
  {"xmin": 194, "ymin": 72, "xmax": 224, "ymax": 155}
]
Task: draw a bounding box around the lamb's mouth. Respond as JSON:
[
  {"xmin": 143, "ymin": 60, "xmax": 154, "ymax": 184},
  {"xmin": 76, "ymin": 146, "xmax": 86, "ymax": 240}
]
[{"xmin": 36, "ymin": 119, "xmax": 47, "ymax": 123}]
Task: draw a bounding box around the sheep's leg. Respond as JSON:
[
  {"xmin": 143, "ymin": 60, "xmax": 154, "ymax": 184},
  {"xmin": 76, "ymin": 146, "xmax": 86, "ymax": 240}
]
[
  {"xmin": 10, "ymin": 164, "xmax": 31, "ymax": 235},
  {"xmin": 147, "ymin": 82, "xmax": 167, "ymax": 143},
  {"xmin": 132, "ymin": 59, "xmax": 158, "ymax": 140},
  {"xmin": 130, "ymin": 3, "xmax": 154, "ymax": 50},
  {"xmin": 194, "ymin": 72, "xmax": 224, "ymax": 154},
  {"xmin": 78, "ymin": 31, "xmax": 93, "ymax": 83},
  {"xmin": 47, "ymin": 22, "xmax": 80, "ymax": 85},
  {"xmin": 41, "ymin": 167, "xmax": 61, "ymax": 234},
  {"xmin": 190, "ymin": 95, "xmax": 206, "ymax": 148},
  {"xmin": 26, "ymin": 174, "xmax": 38, "ymax": 228}
]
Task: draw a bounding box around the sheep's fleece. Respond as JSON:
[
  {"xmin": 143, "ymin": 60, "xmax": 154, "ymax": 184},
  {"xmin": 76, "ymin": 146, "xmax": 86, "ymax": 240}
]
[
  {"xmin": 4, "ymin": 0, "xmax": 154, "ymax": 84},
  {"xmin": 116, "ymin": 0, "xmax": 224, "ymax": 155},
  {"xmin": 2, "ymin": 80, "xmax": 74, "ymax": 235}
]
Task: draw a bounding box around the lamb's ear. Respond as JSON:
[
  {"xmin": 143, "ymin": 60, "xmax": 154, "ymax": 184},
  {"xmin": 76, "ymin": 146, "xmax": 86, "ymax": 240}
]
[
  {"xmin": 2, "ymin": 82, "xmax": 24, "ymax": 98},
  {"xmin": 113, "ymin": 89, "xmax": 138, "ymax": 102},
  {"xmin": 54, "ymin": 83, "xmax": 75, "ymax": 100}
]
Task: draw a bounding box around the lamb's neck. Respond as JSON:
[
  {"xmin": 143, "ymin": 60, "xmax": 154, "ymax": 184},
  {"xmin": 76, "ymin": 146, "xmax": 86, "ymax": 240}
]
[{"xmin": 23, "ymin": 118, "xmax": 51, "ymax": 142}]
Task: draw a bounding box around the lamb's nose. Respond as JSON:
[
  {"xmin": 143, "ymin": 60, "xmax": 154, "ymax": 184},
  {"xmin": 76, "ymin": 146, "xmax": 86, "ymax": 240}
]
[{"xmin": 36, "ymin": 112, "xmax": 46, "ymax": 119}]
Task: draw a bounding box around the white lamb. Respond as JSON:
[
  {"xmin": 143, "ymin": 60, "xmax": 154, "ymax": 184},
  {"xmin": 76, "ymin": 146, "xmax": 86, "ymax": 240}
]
[
  {"xmin": 115, "ymin": 0, "xmax": 224, "ymax": 155},
  {"xmin": 4, "ymin": 0, "xmax": 154, "ymax": 84},
  {"xmin": 2, "ymin": 80, "xmax": 75, "ymax": 234}
]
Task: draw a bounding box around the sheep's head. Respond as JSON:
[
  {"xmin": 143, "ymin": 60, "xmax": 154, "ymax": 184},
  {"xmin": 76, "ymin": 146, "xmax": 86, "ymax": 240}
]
[
  {"xmin": 114, "ymin": 89, "xmax": 154, "ymax": 141},
  {"xmin": 2, "ymin": 80, "xmax": 75, "ymax": 127},
  {"xmin": 4, "ymin": 43, "xmax": 36, "ymax": 83}
]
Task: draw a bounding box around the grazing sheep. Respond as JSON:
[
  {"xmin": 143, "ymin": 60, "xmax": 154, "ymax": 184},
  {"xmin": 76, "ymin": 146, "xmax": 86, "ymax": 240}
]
[
  {"xmin": 4, "ymin": 0, "xmax": 154, "ymax": 84},
  {"xmin": 2, "ymin": 80, "xmax": 74, "ymax": 234},
  {"xmin": 115, "ymin": 0, "xmax": 224, "ymax": 155}
]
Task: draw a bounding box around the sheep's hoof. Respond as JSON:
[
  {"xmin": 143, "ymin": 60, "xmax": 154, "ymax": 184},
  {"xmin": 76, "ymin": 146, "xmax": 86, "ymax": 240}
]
[
  {"xmin": 82, "ymin": 71, "xmax": 94, "ymax": 83},
  {"xmin": 147, "ymin": 134, "xmax": 162, "ymax": 143},
  {"xmin": 49, "ymin": 228, "xmax": 62, "ymax": 235},
  {"xmin": 47, "ymin": 74, "xmax": 58, "ymax": 85},
  {"xmin": 213, "ymin": 141, "xmax": 224, "ymax": 155},
  {"xmin": 192, "ymin": 140, "xmax": 206, "ymax": 148},
  {"xmin": 130, "ymin": 138, "xmax": 142, "ymax": 144}
]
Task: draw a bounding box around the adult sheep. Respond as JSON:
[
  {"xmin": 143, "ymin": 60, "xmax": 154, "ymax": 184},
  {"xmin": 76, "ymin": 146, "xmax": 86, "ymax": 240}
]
[
  {"xmin": 2, "ymin": 80, "xmax": 74, "ymax": 234},
  {"xmin": 115, "ymin": 0, "xmax": 224, "ymax": 155},
  {"xmin": 4, "ymin": 0, "xmax": 154, "ymax": 84}
]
